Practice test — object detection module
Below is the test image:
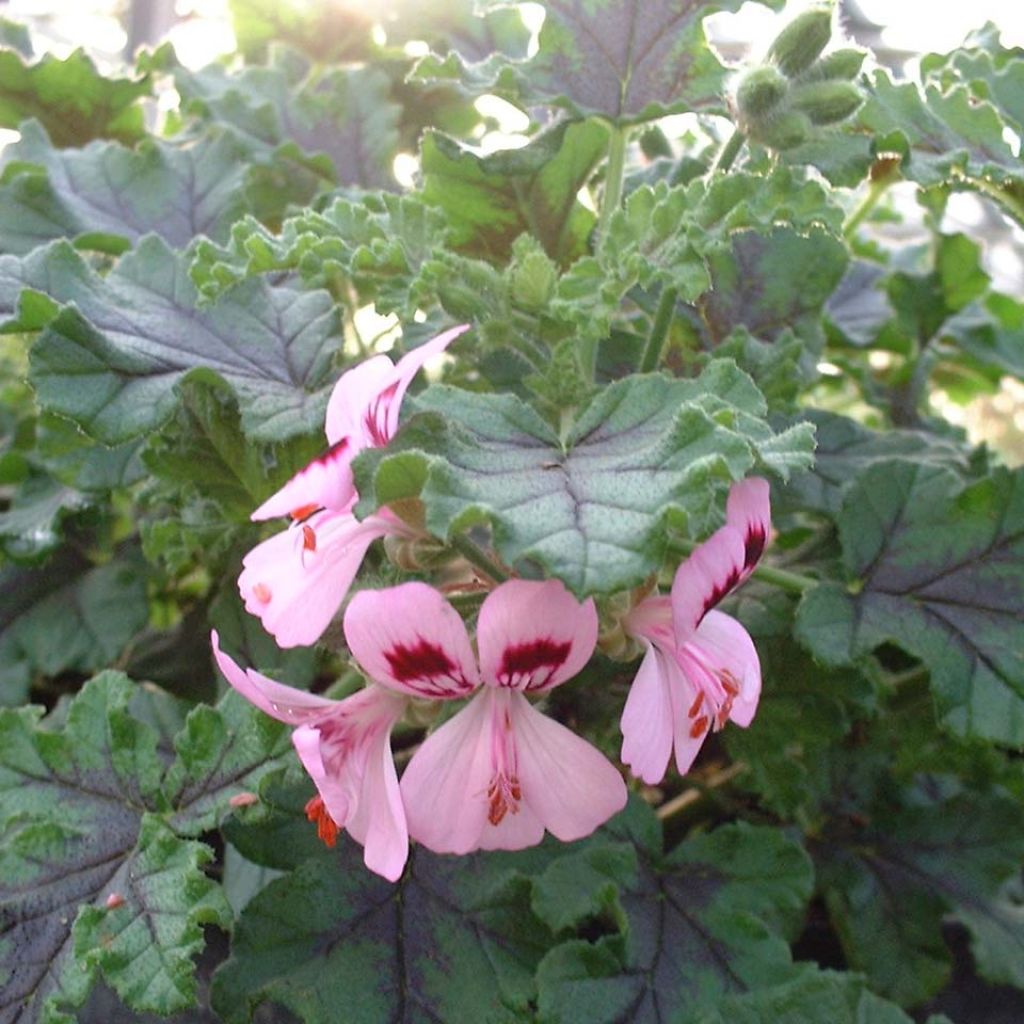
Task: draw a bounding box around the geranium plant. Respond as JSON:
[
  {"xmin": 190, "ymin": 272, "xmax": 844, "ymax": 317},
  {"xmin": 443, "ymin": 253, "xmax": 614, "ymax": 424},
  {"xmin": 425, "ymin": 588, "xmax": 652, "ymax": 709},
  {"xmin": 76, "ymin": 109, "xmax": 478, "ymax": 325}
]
[{"xmin": 1, "ymin": 1, "xmax": 1023, "ymax": 1022}]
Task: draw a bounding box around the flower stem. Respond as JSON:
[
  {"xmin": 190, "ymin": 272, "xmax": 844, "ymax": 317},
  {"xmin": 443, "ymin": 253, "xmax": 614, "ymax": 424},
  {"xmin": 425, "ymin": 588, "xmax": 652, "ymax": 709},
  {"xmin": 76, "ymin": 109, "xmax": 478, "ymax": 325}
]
[
  {"xmin": 712, "ymin": 128, "xmax": 745, "ymax": 173},
  {"xmin": 656, "ymin": 761, "xmax": 748, "ymax": 820},
  {"xmin": 842, "ymin": 176, "xmax": 891, "ymax": 239},
  {"xmin": 752, "ymin": 562, "xmax": 817, "ymax": 594},
  {"xmin": 450, "ymin": 534, "xmax": 509, "ymax": 584},
  {"xmin": 597, "ymin": 124, "xmax": 629, "ymax": 242},
  {"xmin": 639, "ymin": 286, "xmax": 677, "ymax": 373}
]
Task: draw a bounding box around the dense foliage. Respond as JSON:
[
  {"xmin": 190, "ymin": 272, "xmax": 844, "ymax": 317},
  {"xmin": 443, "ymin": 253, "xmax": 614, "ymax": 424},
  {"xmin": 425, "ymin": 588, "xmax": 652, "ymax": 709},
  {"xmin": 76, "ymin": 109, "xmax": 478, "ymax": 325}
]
[{"xmin": 1, "ymin": 1, "xmax": 1023, "ymax": 1022}]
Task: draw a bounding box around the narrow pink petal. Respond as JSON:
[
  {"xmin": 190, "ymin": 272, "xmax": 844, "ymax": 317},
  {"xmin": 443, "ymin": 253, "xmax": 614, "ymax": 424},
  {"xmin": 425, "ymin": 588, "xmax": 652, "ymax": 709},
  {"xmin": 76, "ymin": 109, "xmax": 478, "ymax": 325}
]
[
  {"xmin": 670, "ymin": 526, "xmax": 747, "ymax": 646},
  {"xmin": 251, "ymin": 440, "xmax": 356, "ymax": 521},
  {"xmin": 211, "ymin": 630, "xmax": 335, "ymax": 724},
  {"xmin": 726, "ymin": 477, "xmax": 771, "ymax": 579},
  {"xmin": 346, "ymin": 726, "xmax": 409, "ymax": 882},
  {"xmin": 477, "ymin": 579, "xmax": 598, "ymax": 693},
  {"xmin": 381, "ymin": 325, "xmax": 470, "ymax": 439},
  {"xmin": 343, "ymin": 582, "xmax": 479, "ymax": 699},
  {"xmin": 239, "ymin": 510, "xmax": 389, "ymax": 648},
  {"xmin": 324, "ymin": 355, "xmax": 396, "ymax": 447},
  {"xmin": 620, "ymin": 644, "xmax": 676, "ymax": 785},
  {"xmin": 401, "ymin": 691, "xmax": 494, "ymax": 854},
  {"xmin": 511, "ymin": 692, "xmax": 627, "ymax": 842},
  {"xmin": 292, "ymin": 723, "xmax": 352, "ymax": 827},
  {"xmin": 623, "ymin": 594, "xmax": 673, "ymax": 646},
  {"xmin": 688, "ymin": 610, "xmax": 762, "ymax": 728},
  {"xmin": 671, "ymin": 690, "xmax": 712, "ymax": 777}
]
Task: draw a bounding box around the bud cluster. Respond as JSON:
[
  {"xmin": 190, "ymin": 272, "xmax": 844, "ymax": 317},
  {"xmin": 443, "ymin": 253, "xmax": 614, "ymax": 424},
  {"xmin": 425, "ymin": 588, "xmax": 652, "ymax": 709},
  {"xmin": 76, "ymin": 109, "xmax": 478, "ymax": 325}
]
[{"xmin": 732, "ymin": 6, "xmax": 865, "ymax": 152}]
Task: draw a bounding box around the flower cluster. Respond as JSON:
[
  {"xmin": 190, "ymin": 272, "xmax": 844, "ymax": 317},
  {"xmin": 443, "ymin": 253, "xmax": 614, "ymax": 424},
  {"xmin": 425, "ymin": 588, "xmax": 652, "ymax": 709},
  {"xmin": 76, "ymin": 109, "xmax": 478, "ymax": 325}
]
[{"xmin": 214, "ymin": 328, "xmax": 771, "ymax": 880}]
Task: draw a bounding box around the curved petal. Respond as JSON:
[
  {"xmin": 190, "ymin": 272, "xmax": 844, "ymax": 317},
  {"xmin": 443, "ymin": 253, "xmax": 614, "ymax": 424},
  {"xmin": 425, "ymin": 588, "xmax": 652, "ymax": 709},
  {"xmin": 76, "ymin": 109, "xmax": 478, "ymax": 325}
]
[
  {"xmin": 401, "ymin": 691, "xmax": 495, "ymax": 854},
  {"xmin": 239, "ymin": 510, "xmax": 388, "ymax": 648},
  {"xmin": 670, "ymin": 673, "xmax": 712, "ymax": 777},
  {"xmin": 512, "ymin": 692, "xmax": 627, "ymax": 842},
  {"xmin": 250, "ymin": 440, "xmax": 356, "ymax": 521},
  {"xmin": 688, "ymin": 610, "xmax": 762, "ymax": 728},
  {"xmin": 346, "ymin": 727, "xmax": 409, "ymax": 882},
  {"xmin": 726, "ymin": 477, "xmax": 771, "ymax": 580},
  {"xmin": 324, "ymin": 355, "xmax": 396, "ymax": 447},
  {"xmin": 380, "ymin": 325, "xmax": 470, "ymax": 439},
  {"xmin": 292, "ymin": 723, "xmax": 352, "ymax": 828},
  {"xmin": 670, "ymin": 525, "xmax": 747, "ymax": 646},
  {"xmin": 211, "ymin": 630, "xmax": 335, "ymax": 724},
  {"xmin": 620, "ymin": 644, "xmax": 676, "ymax": 785},
  {"xmin": 477, "ymin": 579, "xmax": 598, "ymax": 692},
  {"xmin": 344, "ymin": 582, "xmax": 479, "ymax": 698}
]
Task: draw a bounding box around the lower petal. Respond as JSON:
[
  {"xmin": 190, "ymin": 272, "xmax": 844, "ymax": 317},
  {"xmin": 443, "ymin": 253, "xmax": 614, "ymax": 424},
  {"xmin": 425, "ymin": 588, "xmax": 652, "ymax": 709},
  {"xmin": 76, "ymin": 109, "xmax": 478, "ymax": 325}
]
[
  {"xmin": 690, "ymin": 610, "xmax": 762, "ymax": 728},
  {"xmin": 400, "ymin": 692, "xmax": 493, "ymax": 855},
  {"xmin": 239, "ymin": 511, "xmax": 386, "ymax": 647},
  {"xmin": 620, "ymin": 644, "xmax": 675, "ymax": 785},
  {"xmin": 512, "ymin": 693, "xmax": 627, "ymax": 843},
  {"xmin": 292, "ymin": 724, "xmax": 352, "ymax": 828},
  {"xmin": 347, "ymin": 728, "xmax": 409, "ymax": 882}
]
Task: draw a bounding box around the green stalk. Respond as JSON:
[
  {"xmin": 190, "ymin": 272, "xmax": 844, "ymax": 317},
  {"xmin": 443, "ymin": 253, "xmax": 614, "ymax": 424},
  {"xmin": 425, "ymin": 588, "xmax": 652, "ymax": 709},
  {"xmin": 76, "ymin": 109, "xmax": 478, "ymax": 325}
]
[
  {"xmin": 711, "ymin": 127, "xmax": 746, "ymax": 173},
  {"xmin": 639, "ymin": 286, "xmax": 677, "ymax": 373},
  {"xmin": 842, "ymin": 176, "xmax": 892, "ymax": 239},
  {"xmin": 450, "ymin": 534, "xmax": 509, "ymax": 584},
  {"xmin": 671, "ymin": 537, "xmax": 817, "ymax": 594},
  {"xmin": 596, "ymin": 124, "xmax": 629, "ymax": 241}
]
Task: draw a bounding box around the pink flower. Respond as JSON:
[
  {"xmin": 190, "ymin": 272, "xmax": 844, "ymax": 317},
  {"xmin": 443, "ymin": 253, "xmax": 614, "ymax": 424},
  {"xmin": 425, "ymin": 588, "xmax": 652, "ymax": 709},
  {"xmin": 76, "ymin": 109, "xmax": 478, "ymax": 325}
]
[
  {"xmin": 212, "ymin": 630, "xmax": 409, "ymax": 881},
  {"xmin": 620, "ymin": 478, "xmax": 769, "ymax": 784},
  {"xmin": 343, "ymin": 579, "xmax": 628, "ymax": 855},
  {"xmin": 239, "ymin": 325, "xmax": 470, "ymax": 647}
]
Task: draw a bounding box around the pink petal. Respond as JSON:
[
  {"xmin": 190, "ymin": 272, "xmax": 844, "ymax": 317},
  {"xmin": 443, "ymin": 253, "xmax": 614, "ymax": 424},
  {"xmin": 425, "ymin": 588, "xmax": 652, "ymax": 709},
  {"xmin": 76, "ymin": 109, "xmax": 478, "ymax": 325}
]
[
  {"xmin": 670, "ymin": 677, "xmax": 712, "ymax": 777},
  {"xmin": 251, "ymin": 440, "xmax": 356, "ymax": 521},
  {"xmin": 239, "ymin": 509, "xmax": 390, "ymax": 648},
  {"xmin": 325, "ymin": 325, "xmax": 470, "ymax": 448},
  {"xmin": 620, "ymin": 644, "xmax": 676, "ymax": 785},
  {"xmin": 726, "ymin": 477, "xmax": 771, "ymax": 580},
  {"xmin": 293, "ymin": 723, "xmax": 351, "ymax": 826},
  {"xmin": 477, "ymin": 579, "xmax": 598, "ymax": 693},
  {"xmin": 343, "ymin": 582, "xmax": 479, "ymax": 698},
  {"xmin": 211, "ymin": 630, "xmax": 335, "ymax": 724},
  {"xmin": 670, "ymin": 525, "xmax": 747, "ymax": 646},
  {"xmin": 623, "ymin": 594, "xmax": 673, "ymax": 647},
  {"xmin": 324, "ymin": 355, "xmax": 396, "ymax": 447},
  {"xmin": 688, "ymin": 610, "xmax": 762, "ymax": 728},
  {"xmin": 343, "ymin": 723, "xmax": 409, "ymax": 882},
  {"xmin": 511, "ymin": 692, "xmax": 627, "ymax": 842},
  {"xmin": 400, "ymin": 690, "xmax": 496, "ymax": 854}
]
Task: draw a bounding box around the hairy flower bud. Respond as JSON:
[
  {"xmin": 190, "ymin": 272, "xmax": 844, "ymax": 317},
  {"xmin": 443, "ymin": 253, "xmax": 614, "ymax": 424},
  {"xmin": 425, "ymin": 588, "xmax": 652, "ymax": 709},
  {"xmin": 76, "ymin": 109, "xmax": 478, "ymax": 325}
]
[
  {"xmin": 768, "ymin": 7, "xmax": 832, "ymax": 78},
  {"xmin": 804, "ymin": 47, "xmax": 866, "ymax": 82},
  {"xmin": 755, "ymin": 110, "xmax": 812, "ymax": 151},
  {"xmin": 791, "ymin": 81, "xmax": 863, "ymax": 125},
  {"xmin": 736, "ymin": 65, "xmax": 788, "ymax": 120}
]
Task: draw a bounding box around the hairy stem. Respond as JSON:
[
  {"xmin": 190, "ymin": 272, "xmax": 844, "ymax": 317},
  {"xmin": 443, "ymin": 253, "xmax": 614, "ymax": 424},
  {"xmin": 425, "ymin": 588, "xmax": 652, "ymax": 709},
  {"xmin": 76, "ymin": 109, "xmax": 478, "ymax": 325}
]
[
  {"xmin": 711, "ymin": 127, "xmax": 746, "ymax": 174},
  {"xmin": 639, "ymin": 286, "xmax": 677, "ymax": 373},
  {"xmin": 450, "ymin": 534, "xmax": 509, "ymax": 584},
  {"xmin": 843, "ymin": 176, "xmax": 892, "ymax": 239}
]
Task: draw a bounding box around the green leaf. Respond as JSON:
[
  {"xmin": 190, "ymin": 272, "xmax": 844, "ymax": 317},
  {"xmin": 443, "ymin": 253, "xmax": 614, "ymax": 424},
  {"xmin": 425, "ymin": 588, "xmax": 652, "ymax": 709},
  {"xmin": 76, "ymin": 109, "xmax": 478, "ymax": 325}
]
[
  {"xmin": 164, "ymin": 692, "xmax": 291, "ymax": 836},
  {"xmin": 228, "ymin": 0, "xmax": 374, "ymax": 62},
  {"xmin": 420, "ymin": 120, "xmax": 608, "ymax": 264},
  {"xmin": 694, "ymin": 969, "xmax": 915, "ymax": 1024},
  {"xmin": 0, "ymin": 121, "xmax": 254, "ymax": 256},
  {"xmin": 190, "ymin": 192, "xmax": 451, "ymax": 314},
  {"xmin": 795, "ymin": 461, "xmax": 1024, "ymax": 745},
  {"xmin": 356, "ymin": 361, "xmax": 815, "ymax": 596},
  {"xmin": 0, "ymin": 48, "xmax": 148, "ymax": 147},
  {"xmin": 0, "ymin": 551, "xmax": 150, "ymax": 706},
  {"xmin": 443, "ymin": 0, "xmax": 782, "ymax": 123},
  {"xmin": 534, "ymin": 811, "xmax": 813, "ymax": 1023},
  {"xmin": 211, "ymin": 839, "xmax": 556, "ymax": 1024},
  {"xmin": 0, "ymin": 473, "xmax": 90, "ymax": 560},
  {"xmin": 72, "ymin": 815, "xmax": 231, "ymax": 1016},
  {"xmin": 161, "ymin": 47, "xmax": 400, "ymax": 191},
  {"xmin": 814, "ymin": 778, "xmax": 1024, "ymax": 1005},
  {"xmin": 11, "ymin": 236, "xmax": 339, "ymax": 444},
  {"xmin": 781, "ymin": 410, "xmax": 971, "ymax": 516},
  {"xmin": 698, "ymin": 226, "xmax": 849, "ymax": 344}
]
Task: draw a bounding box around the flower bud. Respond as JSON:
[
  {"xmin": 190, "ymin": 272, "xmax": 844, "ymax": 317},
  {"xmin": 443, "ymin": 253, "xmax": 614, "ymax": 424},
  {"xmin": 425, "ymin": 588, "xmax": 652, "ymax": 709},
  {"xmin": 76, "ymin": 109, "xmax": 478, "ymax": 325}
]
[
  {"xmin": 804, "ymin": 47, "xmax": 866, "ymax": 82},
  {"xmin": 768, "ymin": 7, "xmax": 832, "ymax": 78},
  {"xmin": 383, "ymin": 532, "xmax": 447, "ymax": 571},
  {"xmin": 736, "ymin": 65, "xmax": 788, "ymax": 120},
  {"xmin": 791, "ymin": 81, "xmax": 863, "ymax": 125}
]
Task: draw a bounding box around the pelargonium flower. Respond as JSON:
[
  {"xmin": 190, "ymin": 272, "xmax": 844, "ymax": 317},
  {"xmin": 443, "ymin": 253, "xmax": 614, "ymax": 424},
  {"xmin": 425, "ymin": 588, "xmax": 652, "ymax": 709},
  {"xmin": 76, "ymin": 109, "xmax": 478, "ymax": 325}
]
[
  {"xmin": 343, "ymin": 579, "xmax": 628, "ymax": 855},
  {"xmin": 620, "ymin": 478, "xmax": 770, "ymax": 784},
  {"xmin": 239, "ymin": 325, "xmax": 469, "ymax": 647},
  {"xmin": 211, "ymin": 630, "xmax": 409, "ymax": 881}
]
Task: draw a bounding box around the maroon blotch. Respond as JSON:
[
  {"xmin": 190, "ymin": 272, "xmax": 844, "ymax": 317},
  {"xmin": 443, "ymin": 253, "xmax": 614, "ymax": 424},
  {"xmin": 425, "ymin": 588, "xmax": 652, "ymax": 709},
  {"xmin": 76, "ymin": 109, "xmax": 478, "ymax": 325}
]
[
  {"xmin": 498, "ymin": 639, "xmax": 572, "ymax": 689},
  {"xmin": 385, "ymin": 639, "xmax": 459, "ymax": 683},
  {"xmin": 743, "ymin": 525, "xmax": 766, "ymax": 572}
]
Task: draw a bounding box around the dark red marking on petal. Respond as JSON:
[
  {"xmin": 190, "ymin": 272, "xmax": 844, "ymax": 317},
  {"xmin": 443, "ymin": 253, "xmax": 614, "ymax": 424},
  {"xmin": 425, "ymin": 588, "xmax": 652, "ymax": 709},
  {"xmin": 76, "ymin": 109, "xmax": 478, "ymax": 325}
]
[
  {"xmin": 384, "ymin": 638, "xmax": 468, "ymax": 696},
  {"xmin": 497, "ymin": 639, "xmax": 573, "ymax": 690},
  {"xmin": 743, "ymin": 525, "xmax": 766, "ymax": 572},
  {"xmin": 305, "ymin": 795, "xmax": 340, "ymax": 848},
  {"xmin": 364, "ymin": 382, "xmax": 399, "ymax": 448},
  {"xmin": 701, "ymin": 565, "xmax": 742, "ymax": 621}
]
